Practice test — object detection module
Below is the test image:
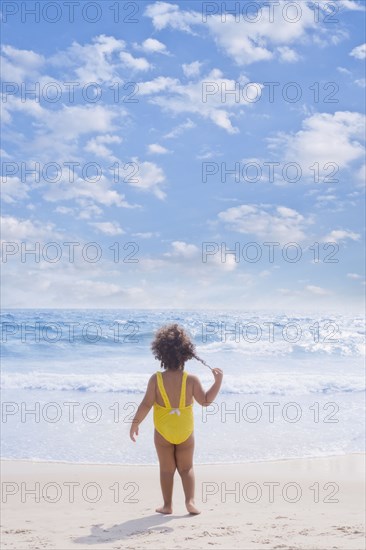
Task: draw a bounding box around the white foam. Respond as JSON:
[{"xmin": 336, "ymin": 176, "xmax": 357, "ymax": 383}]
[{"xmin": 1, "ymin": 371, "xmax": 364, "ymax": 395}]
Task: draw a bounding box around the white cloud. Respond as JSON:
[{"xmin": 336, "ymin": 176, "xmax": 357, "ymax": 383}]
[
  {"xmin": 196, "ymin": 150, "xmax": 217, "ymax": 160},
  {"xmin": 315, "ymin": 194, "xmax": 337, "ymax": 202},
  {"xmin": 84, "ymin": 134, "xmax": 122, "ymax": 160},
  {"xmin": 321, "ymin": 229, "xmax": 361, "ymax": 242},
  {"xmin": 182, "ymin": 61, "xmax": 203, "ymax": 77},
  {"xmin": 350, "ymin": 43, "xmax": 366, "ymax": 59},
  {"xmin": 75, "ymin": 201, "xmax": 104, "ymax": 220},
  {"xmin": 355, "ymin": 78, "xmax": 366, "ymax": 88},
  {"xmin": 134, "ymin": 38, "xmax": 169, "ymax": 55},
  {"xmin": 119, "ymin": 51, "xmax": 151, "ymax": 71},
  {"xmin": 43, "ymin": 173, "xmax": 139, "ymax": 210},
  {"xmin": 89, "ymin": 221, "xmax": 125, "ymax": 236},
  {"xmin": 217, "ymin": 204, "xmax": 314, "ymax": 243},
  {"xmin": 145, "ymin": 1, "xmax": 318, "ymax": 66},
  {"xmin": 163, "ymin": 119, "xmax": 196, "ymax": 139},
  {"xmin": 132, "ymin": 232, "xmax": 160, "ymax": 239},
  {"xmin": 72, "ymin": 280, "xmax": 143, "ymax": 300},
  {"xmin": 268, "ymin": 111, "xmax": 365, "ymax": 173},
  {"xmin": 145, "ymin": 1, "xmax": 361, "ymax": 66},
  {"xmin": 128, "ymin": 158, "xmax": 167, "ymax": 199},
  {"xmin": 162, "ymin": 240, "xmax": 238, "ymax": 272},
  {"xmin": 55, "ymin": 206, "xmax": 76, "ymax": 216},
  {"xmin": 1, "ymin": 176, "xmax": 29, "ymax": 204},
  {"xmin": 2, "ymin": 96, "xmax": 125, "ymax": 163},
  {"xmin": 2, "ymin": 34, "xmax": 153, "ymax": 91},
  {"xmin": 1, "ymin": 94, "xmax": 44, "ymax": 125},
  {"xmin": 337, "ymin": 66, "xmax": 352, "ymax": 75},
  {"xmin": 4, "ymin": 98, "xmax": 120, "ymax": 140},
  {"xmin": 0, "ymin": 45, "xmax": 58, "ymax": 95},
  {"xmin": 206, "ymin": 17, "xmax": 275, "ymax": 66},
  {"xmin": 0, "ymin": 215, "xmax": 61, "ymax": 241},
  {"xmin": 147, "ymin": 143, "xmax": 170, "ymax": 154},
  {"xmin": 277, "ymin": 284, "xmax": 332, "ymax": 298},
  {"xmin": 137, "ymin": 76, "xmax": 179, "ymax": 95},
  {"xmin": 164, "ymin": 241, "xmax": 199, "ymax": 258},
  {"xmin": 144, "ymin": 2, "xmax": 199, "ymax": 33},
  {"xmin": 0, "ymin": 45, "xmax": 146, "ymax": 213},
  {"xmin": 140, "ymin": 69, "xmax": 261, "ymax": 133},
  {"xmin": 277, "ymin": 46, "xmax": 300, "ymax": 63},
  {"xmin": 49, "ymin": 34, "xmax": 126, "ymax": 84},
  {"xmin": 276, "ymin": 288, "xmax": 300, "ymax": 296},
  {"xmin": 1, "ymin": 44, "xmax": 45, "ymax": 82},
  {"xmin": 347, "ymin": 273, "xmax": 362, "ymax": 279},
  {"xmin": 339, "ymin": 0, "xmax": 365, "ymax": 11},
  {"xmin": 2, "ymin": 252, "xmax": 150, "ymax": 307},
  {"xmin": 305, "ymin": 285, "xmax": 330, "ymax": 295},
  {"xmin": 50, "ymin": 34, "xmax": 126, "ymax": 83},
  {"xmin": 1, "ymin": 45, "xmax": 45, "ymax": 67}
]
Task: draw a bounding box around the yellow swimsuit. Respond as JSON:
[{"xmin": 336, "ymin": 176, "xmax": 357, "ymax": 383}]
[{"xmin": 153, "ymin": 371, "xmax": 194, "ymax": 445}]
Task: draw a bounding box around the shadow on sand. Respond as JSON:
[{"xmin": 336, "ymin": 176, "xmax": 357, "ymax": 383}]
[{"xmin": 73, "ymin": 512, "xmax": 194, "ymax": 545}]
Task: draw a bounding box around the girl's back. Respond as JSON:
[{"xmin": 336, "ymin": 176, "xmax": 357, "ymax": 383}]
[{"xmin": 155, "ymin": 370, "xmax": 194, "ymax": 408}]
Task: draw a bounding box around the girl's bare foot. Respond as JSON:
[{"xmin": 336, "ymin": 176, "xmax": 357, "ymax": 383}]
[
  {"xmin": 156, "ymin": 504, "xmax": 173, "ymax": 514},
  {"xmin": 186, "ymin": 499, "xmax": 201, "ymax": 515}
]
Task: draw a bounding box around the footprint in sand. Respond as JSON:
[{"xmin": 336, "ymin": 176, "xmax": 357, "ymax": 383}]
[
  {"xmin": 4, "ymin": 529, "xmax": 32, "ymax": 534},
  {"xmin": 299, "ymin": 529, "xmax": 312, "ymax": 535},
  {"xmin": 335, "ymin": 525, "xmax": 357, "ymax": 534}
]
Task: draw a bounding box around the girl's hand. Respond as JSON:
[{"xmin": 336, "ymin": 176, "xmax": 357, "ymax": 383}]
[
  {"xmin": 130, "ymin": 423, "xmax": 139, "ymax": 442},
  {"xmin": 212, "ymin": 368, "xmax": 223, "ymax": 383}
]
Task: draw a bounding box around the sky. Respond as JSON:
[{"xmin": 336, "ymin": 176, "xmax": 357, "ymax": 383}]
[{"xmin": 1, "ymin": 0, "xmax": 365, "ymax": 312}]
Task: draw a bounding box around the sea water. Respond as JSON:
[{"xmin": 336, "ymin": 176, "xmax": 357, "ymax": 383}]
[{"xmin": 1, "ymin": 309, "xmax": 365, "ymax": 464}]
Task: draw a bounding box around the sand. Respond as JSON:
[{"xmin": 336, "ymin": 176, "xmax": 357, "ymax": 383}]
[{"xmin": 1, "ymin": 454, "xmax": 365, "ymax": 549}]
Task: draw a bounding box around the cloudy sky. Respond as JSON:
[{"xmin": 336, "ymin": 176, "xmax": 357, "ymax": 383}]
[{"xmin": 1, "ymin": 0, "xmax": 365, "ymax": 311}]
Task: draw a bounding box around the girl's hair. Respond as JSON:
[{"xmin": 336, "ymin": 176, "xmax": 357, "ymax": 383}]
[{"xmin": 151, "ymin": 323, "xmax": 209, "ymax": 371}]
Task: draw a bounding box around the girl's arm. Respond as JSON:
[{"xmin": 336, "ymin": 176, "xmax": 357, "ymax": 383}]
[
  {"xmin": 191, "ymin": 368, "xmax": 223, "ymax": 406},
  {"xmin": 130, "ymin": 374, "xmax": 156, "ymax": 442}
]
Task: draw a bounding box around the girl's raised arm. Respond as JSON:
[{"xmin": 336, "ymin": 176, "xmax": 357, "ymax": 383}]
[{"xmin": 191, "ymin": 369, "xmax": 223, "ymax": 407}]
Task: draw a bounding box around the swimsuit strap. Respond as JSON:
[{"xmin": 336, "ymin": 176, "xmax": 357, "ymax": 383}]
[
  {"xmin": 156, "ymin": 372, "xmax": 171, "ymax": 408},
  {"xmin": 179, "ymin": 371, "xmax": 188, "ymax": 409}
]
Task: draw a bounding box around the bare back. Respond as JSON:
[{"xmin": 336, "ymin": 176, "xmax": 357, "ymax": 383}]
[{"xmin": 155, "ymin": 370, "xmax": 194, "ymax": 408}]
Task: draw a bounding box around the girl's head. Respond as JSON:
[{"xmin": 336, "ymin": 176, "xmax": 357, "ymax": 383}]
[{"xmin": 151, "ymin": 323, "xmax": 203, "ymax": 371}]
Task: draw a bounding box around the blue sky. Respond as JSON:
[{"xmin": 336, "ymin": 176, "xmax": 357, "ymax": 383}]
[{"xmin": 1, "ymin": 0, "xmax": 365, "ymax": 311}]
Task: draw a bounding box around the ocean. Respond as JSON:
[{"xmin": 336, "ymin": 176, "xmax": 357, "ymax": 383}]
[{"xmin": 1, "ymin": 309, "xmax": 365, "ymax": 465}]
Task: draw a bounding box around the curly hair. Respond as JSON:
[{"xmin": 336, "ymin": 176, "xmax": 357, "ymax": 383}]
[{"xmin": 151, "ymin": 323, "xmax": 209, "ymax": 371}]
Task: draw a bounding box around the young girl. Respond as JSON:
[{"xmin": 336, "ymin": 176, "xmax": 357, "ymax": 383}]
[{"xmin": 129, "ymin": 323, "xmax": 223, "ymax": 515}]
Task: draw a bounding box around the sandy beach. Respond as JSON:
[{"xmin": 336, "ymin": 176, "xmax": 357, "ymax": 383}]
[{"xmin": 1, "ymin": 454, "xmax": 365, "ymax": 550}]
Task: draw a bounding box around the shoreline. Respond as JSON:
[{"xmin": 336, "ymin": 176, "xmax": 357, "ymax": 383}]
[
  {"xmin": 2, "ymin": 454, "xmax": 365, "ymax": 549},
  {"xmin": 1, "ymin": 450, "xmax": 365, "ymax": 467}
]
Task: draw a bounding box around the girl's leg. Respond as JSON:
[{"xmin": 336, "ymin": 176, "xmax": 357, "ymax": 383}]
[
  {"xmin": 154, "ymin": 429, "xmax": 176, "ymax": 514},
  {"xmin": 175, "ymin": 433, "xmax": 201, "ymax": 514}
]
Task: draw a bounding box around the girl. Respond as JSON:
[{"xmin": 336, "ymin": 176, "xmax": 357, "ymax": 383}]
[{"xmin": 129, "ymin": 323, "xmax": 223, "ymax": 515}]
